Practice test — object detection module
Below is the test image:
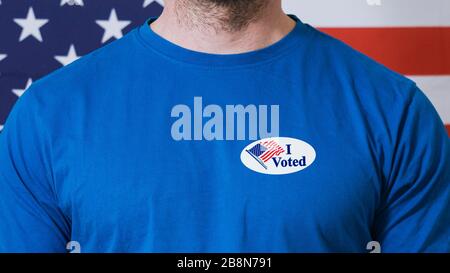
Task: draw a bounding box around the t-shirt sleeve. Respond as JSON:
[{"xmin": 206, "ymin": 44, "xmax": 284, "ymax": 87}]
[
  {"xmin": 0, "ymin": 86, "xmax": 70, "ymax": 253},
  {"xmin": 374, "ymin": 85, "xmax": 450, "ymax": 253}
]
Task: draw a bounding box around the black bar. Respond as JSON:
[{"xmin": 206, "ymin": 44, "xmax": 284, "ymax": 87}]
[{"xmin": 0, "ymin": 253, "xmax": 447, "ymax": 272}]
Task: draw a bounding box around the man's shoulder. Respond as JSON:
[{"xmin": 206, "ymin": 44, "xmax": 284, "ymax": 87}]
[
  {"xmin": 306, "ymin": 25, "xmax": 405, "ymax": 78},
  {"xmin": 304, "ymin": 24, "xmax": 417, "ymax": 101},
  {"xmin": 28, "ymin": 29, "xmax": 140, "ymax": 99},
  {"xmin": 10, "ymin": 29, "xmax": 143, "ymax": 129}
]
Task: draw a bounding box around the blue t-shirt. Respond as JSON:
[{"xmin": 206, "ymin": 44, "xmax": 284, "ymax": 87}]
[{"xmin": 0, "ymin": 16, "xmax": 449, "ymax": 253}]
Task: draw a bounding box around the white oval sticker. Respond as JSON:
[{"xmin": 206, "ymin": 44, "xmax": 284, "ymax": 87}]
[{"xmin": 240, "ymin": 137, "xmax": 316, "ymax": 175}]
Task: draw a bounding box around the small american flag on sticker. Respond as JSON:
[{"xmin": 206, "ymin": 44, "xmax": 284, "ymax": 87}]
[{"xmin": 246, "ymin": 140, "xmax": 285, "ymax": 169}]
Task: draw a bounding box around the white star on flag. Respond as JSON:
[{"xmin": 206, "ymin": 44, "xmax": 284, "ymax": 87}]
[
  {"xmin": 14, "ymin": 7, "xmax": 49, "ymax": 42},
  {"xmin": 143, "ymin": 0, "xmax": 164, "ymax": 8},
  {"xmin": 96, "ymin": 9, "xmax": 131, "ymax": 44},
  {"xmin": 55, "ymin": 45, "xmax": 80, "ymax": 66},
  {"xmin": 0, "ymin": 125, "xmax": 3, "ymax": 131},
  {"xmin": 12, "ymin": 78, "xmax": 33, "ymax": 97},
  {"xmin": 60, "ymin": 0, "xmax": 84, "ymax": 6},
  {"xmin": 0, "ymin": 54, "xmax": 6, "ymax": 62}
]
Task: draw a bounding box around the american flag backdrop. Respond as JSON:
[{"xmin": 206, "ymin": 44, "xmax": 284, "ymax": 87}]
[
  {"xmin": 0, "ymin": 0, "xmax": 449, "ymax": 136},
  {"xmin": 283, "ymin": 0, "xmax": 450, "ymax": 136},
  {"xmin": 0, "ymin": 0, "xmax": 164, "ymax": 131}
]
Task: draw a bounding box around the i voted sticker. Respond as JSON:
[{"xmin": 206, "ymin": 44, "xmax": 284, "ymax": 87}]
[{"xmin": 241, "ymin": 137, "xmax": 316, "ymax": 175}]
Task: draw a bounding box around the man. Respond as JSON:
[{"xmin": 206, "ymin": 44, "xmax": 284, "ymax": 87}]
[{"xmin": 0, "ymin": 0, "xmax": 448, "ymax": 253}]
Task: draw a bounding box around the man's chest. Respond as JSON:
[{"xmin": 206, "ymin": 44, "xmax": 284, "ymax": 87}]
[{"xmin": 54, "ymin": 129, "xmax": 381, "ymax": 251}]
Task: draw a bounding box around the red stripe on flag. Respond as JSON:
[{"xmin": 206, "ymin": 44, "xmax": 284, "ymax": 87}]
[
  {"xmin": 261, "ymin": 149, "xmax": 278, "ymax": 162},
  {"xmin": 318, "ymin": 27, "xmax": 450, "ymax": 75},
  {"xmin": 446, "ymin": 125, "xmax": 450, "ymax": 136}
]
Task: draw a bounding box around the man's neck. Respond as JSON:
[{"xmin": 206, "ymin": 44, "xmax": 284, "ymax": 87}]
[{"xmin": 150, "ymin": 2, "xmax": 295, "ymax": 55}]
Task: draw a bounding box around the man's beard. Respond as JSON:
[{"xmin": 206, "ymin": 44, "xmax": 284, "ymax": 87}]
[{"xmin": 176, "ymin": 0, "xmax": 270, "ymax": 32}]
